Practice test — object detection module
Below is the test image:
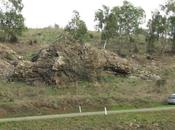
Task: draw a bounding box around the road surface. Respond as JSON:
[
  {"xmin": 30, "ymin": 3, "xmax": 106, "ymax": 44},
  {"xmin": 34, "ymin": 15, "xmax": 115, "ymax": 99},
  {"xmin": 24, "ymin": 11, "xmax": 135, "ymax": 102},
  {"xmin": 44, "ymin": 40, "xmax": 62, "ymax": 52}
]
[{"xmin": 0, "ymin": 106, "xmax": 175, "ymax": 123}]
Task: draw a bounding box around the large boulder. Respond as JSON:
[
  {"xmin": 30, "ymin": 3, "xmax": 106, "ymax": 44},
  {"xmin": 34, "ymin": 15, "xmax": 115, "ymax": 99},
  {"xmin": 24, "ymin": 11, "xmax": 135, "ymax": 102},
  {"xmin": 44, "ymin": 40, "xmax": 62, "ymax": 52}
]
[
  {"xmin": 10, "ymin": 43, "xmax": 131, "ymax": 85},
  {"xmin": 0, "ymin": 44, "xmax": 22, "ymax": 79},
  {"xmin": 0, "ymin": 59, "xmax": 13, "ymax": 79}
]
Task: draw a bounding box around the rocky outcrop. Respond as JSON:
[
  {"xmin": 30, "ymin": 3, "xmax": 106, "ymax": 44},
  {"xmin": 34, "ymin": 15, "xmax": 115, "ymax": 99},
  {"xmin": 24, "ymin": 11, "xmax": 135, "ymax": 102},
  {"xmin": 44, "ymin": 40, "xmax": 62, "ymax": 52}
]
[
  {"xmin": 0, "ymin": 44, "xmax": 22, "ymax": 79},
  {"xmin": 10, "ymin": 43, "xmax": 131, "ymax": 85}
]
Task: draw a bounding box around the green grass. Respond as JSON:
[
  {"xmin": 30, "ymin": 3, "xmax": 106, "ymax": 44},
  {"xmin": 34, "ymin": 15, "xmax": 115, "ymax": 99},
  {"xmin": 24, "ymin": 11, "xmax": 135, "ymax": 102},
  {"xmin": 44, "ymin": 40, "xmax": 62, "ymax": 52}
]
[
  {"xmin": 19, "ymin": 28, "xmax": 100, "ymax": 46},
  {"xmin": 1, "ymin": 110, "xmax": 175, "ymax": 130},
  {"xmin": 19, "ymin": 28, "xmax": 64, "ymax": 45}
]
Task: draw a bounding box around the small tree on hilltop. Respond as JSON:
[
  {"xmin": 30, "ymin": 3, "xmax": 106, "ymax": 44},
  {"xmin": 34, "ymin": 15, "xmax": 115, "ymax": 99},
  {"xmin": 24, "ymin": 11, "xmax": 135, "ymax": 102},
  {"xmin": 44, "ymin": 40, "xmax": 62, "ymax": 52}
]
[
  {"xmin": 0, "ymin": 0, "xmax": 26, "ymax": 42},
  {"xmin": 65, "ymin": 10, "xmax": 88, "ymax": 44}
]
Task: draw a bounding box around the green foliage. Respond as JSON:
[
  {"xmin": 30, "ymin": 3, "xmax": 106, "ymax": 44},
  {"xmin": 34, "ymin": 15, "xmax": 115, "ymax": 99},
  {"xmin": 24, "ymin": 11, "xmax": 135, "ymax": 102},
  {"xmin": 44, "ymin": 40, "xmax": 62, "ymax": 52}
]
[
  {"xmin": 95, "ymin": 1, "xmax": 145, "ymax": 48},
  {"xmin": 114, "ymin": 1, "xmax": 145, "ymax": 39},
  {"xmin": 142, "ymin": 0, "xmax": 175, "ymax": 54},
  {"xmin": 162, "ymin": 0, "xmax": 175, "ymax": 52},
  {"xmin": 146, "ymin": 11, "xmax": 167, "ymax": 54},
  {"xmin": 95, "ymin": 5, "xmax": 116, "ymax": 40},
  {"xmin": 65, "ymin": 10, "xmax": 88, "ymax": 44},
  {"xmin": 163, "ymin": 0, "xmax": 175, "ymax": 13},
  {"xmin": 0, "ymin": 0, "xmax": 25, "ymax": 42}
]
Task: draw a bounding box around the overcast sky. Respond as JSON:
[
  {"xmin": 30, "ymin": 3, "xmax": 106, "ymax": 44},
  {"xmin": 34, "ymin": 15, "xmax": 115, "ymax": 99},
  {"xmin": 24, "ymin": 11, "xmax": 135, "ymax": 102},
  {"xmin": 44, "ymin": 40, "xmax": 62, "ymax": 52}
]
[{"xmin": 22, "ymin": 0, "xmax": 165, "ymax": 30}]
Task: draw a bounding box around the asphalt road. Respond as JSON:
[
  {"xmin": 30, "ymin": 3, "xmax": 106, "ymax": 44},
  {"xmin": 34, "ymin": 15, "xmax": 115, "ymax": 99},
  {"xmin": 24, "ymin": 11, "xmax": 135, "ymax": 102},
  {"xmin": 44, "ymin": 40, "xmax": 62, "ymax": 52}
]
[{"xmin": 0, "ymin": 106, "xmax": 175, "ymax": 123}]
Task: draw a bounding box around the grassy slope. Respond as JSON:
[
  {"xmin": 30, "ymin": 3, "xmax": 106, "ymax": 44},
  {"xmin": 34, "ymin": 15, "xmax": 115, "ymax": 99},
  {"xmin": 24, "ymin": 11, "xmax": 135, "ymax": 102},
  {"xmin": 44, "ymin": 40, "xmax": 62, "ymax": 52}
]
[
  {"xmin": 0, "ymin": 28, "xmax": 175, "ymax": 129},
  {"xmin": 0, "ymin": 67, "xmax": 173, "ymax": 118}
]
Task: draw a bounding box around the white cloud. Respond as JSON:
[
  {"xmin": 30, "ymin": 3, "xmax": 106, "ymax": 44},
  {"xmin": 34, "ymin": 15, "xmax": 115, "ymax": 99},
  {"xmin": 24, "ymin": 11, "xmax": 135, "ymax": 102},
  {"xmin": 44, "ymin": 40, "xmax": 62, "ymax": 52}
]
[{"xmin": 22, "ymin": 0, "xmax": 165, "ymax": 30}]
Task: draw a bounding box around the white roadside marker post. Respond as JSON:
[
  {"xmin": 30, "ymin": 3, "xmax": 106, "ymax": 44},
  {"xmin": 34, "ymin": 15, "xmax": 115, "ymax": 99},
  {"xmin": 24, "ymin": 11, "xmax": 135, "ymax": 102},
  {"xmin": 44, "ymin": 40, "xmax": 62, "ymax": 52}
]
[
  {"xmin": 104, "ymin": 107, "xmax": 108, "ymax": 115},
  {"xmin": 79, "ymin": 105, "xmax": 82, "ymax": 113}
]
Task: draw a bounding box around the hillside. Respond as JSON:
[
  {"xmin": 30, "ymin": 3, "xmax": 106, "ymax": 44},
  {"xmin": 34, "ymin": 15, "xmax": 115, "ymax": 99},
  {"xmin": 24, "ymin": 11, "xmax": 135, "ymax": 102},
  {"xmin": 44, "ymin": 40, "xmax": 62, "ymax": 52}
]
[
  {"xmin": 0, "ymin": 29, "xmax": 175, "ymax": 130},
  {"xmin": 2, "ymin": 0, "xmax": 175, "ymax": 129},
  {"xmin": 0, "ymin": 29, "xmax": 173, "ymax": 114}
]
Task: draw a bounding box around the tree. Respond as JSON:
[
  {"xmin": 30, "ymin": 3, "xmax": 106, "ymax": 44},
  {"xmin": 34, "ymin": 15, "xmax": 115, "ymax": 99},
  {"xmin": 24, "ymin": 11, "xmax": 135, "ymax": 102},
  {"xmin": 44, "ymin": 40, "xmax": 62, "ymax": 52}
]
[
  {"xmin": 146, "ymin": 11, "xmax": 167, "ymax": 54},
  {"xmin": 54, "ymin": 24, "xmax": 60, "ymax": 29},
  {"xmin": 162, "ymin": 0, "xmax": 175, "ymax": 52},
  {"xmin": 95, "ymin": 5, "xmax": 117, "ymax": 48},
  {"xmin": 0, "ymin": 0, "xmax": 25, "ymax": 42},
  {"xmin": 115, "ymin": 1, "xmax": 145, "ymax": 42},
  {"xmin": 95, "ymin": 1, "xmax": 145, "ymax": 49},
  {"xmin": 65, "ymin": 10, "xmax": 88, "ymax": 44}
]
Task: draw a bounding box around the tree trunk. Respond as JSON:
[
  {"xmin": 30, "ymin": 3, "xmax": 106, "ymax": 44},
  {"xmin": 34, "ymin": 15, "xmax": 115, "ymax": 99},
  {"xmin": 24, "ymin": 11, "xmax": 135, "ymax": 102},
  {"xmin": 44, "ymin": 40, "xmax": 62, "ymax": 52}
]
[
  {"xmin": 103, "ymin": 40, "xmax": 107, "ymax": 49},
  {"xmin": 172, "ymin": 34, "xmax": 175, "ymax": 53}
]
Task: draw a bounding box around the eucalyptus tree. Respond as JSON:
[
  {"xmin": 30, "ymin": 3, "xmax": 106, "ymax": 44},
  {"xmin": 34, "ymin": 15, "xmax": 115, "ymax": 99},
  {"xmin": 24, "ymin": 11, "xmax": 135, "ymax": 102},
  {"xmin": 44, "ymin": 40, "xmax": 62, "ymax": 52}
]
[
  {"xmin": 65, "ymin": 10, "xmax": 88, "ymax": 44},
  {"xmin": 95, "ymin": 5, "xmax": 117, "ymax": 48},
  {"xmin": 146, "ymin": 11, "xmax": 167, "ymax": 54},
  {"xmin": 116, "ymin": 1, "xmax": 146, "ymax": 42},
  {"xmin": 0, "ymin": 0, "xmax": 25, "ymax": 42},
  {"xmin": 95, "ymin": 1, "xmax": 145, "ymax": 49},
  {"xmin": 162, "ymin": 0, "xmax": 175, "ymax": 52}
]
